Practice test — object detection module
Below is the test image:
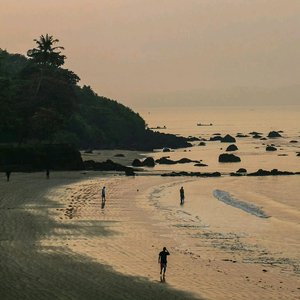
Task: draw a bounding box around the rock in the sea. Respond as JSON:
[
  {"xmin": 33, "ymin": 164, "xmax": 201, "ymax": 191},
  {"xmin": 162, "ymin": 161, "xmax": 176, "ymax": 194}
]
[
  {"xmin": 237, "ymin": 168, "xmax": 247, "ymax": 173},
  {"xmin": 132, "ymin": 157, "xmax": 155, "ymax": 167},
  {"xmin": 210, "ymin": 136, "xmax": 223, "ymax": 141},
  {"xmin": 199, "ymin": 142, "xmax": 206, "ymax": 146},
  {"xmin": 132, "ymin": 159, "xmax": 143, "ymax": 166},
  {"xmin": 221, "ymin": 134, "xmax": 236, "ymax": 143},
  {"xmin": 253, "ymin": 134, "xmax": 262, "ymax": 139},
  {"xmin": 194, "ymin": 163, "xmax": 208, "ymax": 167},
  {"xmin": 236, "ymin": 133, "xmax": 249, "ymax": 138},
  {"xmin": 268, "ymin": 131, "xmax": 282, "ymax": 138},
  {"xmin": 226, "ymin": 144, "xmax": 238, "ymax": 151},
  {"xmin": 219, "ymin": 153, "xmax": 241, "ymax": 162},
  {"xmin": 290, "ymin": 140, "xmax": 298, "ymax": 143},
  {"xmin": 247, "ymin": 169, "xmax": 295, "ymax": 176},
  {"xmin": 266, "ymin": 146, "xmax": 277, "ymax": 151},
  {"xmin": 142, "ymin": 157, "xmax": 155, "ymax": 167},
  {"xmin": 114, "ymin": 154, "xmax": 125, "ymax": 157},
  {"xmin": 163, "ymin": 147, "xmax": 171, "ymax": 152}
]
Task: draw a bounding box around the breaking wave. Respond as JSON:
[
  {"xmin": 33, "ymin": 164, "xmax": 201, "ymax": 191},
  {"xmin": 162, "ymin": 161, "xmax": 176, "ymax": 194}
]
[{"xmin": 213, "ymin": 189, "xmax": 270, "ymax": 218}]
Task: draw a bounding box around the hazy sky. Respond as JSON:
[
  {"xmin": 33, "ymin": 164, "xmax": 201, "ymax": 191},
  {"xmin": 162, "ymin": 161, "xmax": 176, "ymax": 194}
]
[{"xmin": 1, "ymin": 0, "xmax": 299, "ymax": 106}]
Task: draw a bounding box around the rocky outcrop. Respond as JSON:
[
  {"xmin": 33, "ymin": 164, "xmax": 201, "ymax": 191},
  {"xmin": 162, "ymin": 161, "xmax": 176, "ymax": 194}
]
[
  {"xmin": 198, "ymin": 142, "xmax": 206, "ymax": 146},
  {"xmin": 237, "ymin": 168, "xmax": 247, "ymax": 173},
  {"xmin": 268, "ymin": 131, "xmax": 282, "ymax": 138},
  {"xmin": 155, "ymin": 157, "xmax": 199, "ymax": 165},
  {"xmin": 161, "ymin": 171, "xmax": 221, "ymax": 177},
  {"xmin": 130, "ymin": 130, "xmax": 192, "ymax": 151},
  {"xmin": 132, "ymin": 157, "xmax": 155, "ymax": 167},
  {"xmin": 236, "ymin": 133, "xmax": 248, "ymax": 138},
  {"xmin": 84, "ymin": 159, "xmax": 137, "ymax": 173},
  {"xmin": 226, "ymin": 144, "xmax": 238, "ymax": 151},
  {"xmin": 221, "ymin": 134, "xmax": 236, "ymax": 143},
  {"xmin": 266, "ymin": 146, "xmax": 277, "ymax": 151},
  {"xmin": 219, "ymin": 153, "xmax": 241, "ymax": 162},
  {"xmin": 0, "ymin": 144, "xmax": 84, "ymax": 171},
  {"xmin": 247, "ymin": 169, "xmax": 297, "ymax": 176},
  {"xmin": 163, "ymin": 148, "xmax": 171, "ymax": 152},
  {"xmin": 114, "ymin": 154, "xmax": 125, "ymax": 157}
]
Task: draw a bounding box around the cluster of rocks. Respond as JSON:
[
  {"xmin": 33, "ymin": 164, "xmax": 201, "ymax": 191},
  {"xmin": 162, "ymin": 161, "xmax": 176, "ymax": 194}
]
[
  {"xmin": 230, "ymin": 168, "xmax": 299, "ymax": 177},
  {"xmin": 161, "ymin": 171, "xmax": 221, "ymax": 177},
  {"xmin": 131, "ymin": 157, "xmax": 208, "ymax": 167},
  {"xmin": 84, "ymin": 159, "xmax": 137, "ymax": 175}
]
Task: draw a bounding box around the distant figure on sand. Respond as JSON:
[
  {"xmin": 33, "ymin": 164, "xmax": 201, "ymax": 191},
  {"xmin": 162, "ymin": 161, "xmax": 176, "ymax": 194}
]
[
  {"xmin": 180, "ymin": 186, "xmax": 185, "ymax": 204},
  {"xmin": 6, "ymin": 170, "xmax": 11, "ymax": 182},
  {"xmin": 46, "ymin": 169, "xmax": 50, "ymax": 179},
  {"xmin": 102, "ymin": 186, "xmax": 106, "ymax": 202},
  {"xmin": 158, "ymin": 247, "xmax": 170, "ymax": 276}
]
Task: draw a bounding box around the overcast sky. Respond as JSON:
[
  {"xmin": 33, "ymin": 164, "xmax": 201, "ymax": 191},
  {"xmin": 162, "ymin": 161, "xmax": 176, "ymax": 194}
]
[{"xmin": 1, "ymin": 0, "xmax": 299, "ymax": 106}]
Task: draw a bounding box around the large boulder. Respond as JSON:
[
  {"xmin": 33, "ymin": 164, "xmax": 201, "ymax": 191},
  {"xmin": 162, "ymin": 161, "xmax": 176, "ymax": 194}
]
[
  {"xmin": 226, "ymin": 144, "xmax": 238, "ymax": 151},
  {"xmin": 142, "ymin": 157, "xmax": 155, "ymax": 167},
  {"xmin": 268, "ymin": 131, "xmax": 282, "ymax": 138},
  {"xmin": 210, "ymin": 136, "xmax": 222, "ymax": 141},
  {"xmin": 219, "ymin": 153, "xmax": 241, "ymax": 162},
  {"xmin": 132, "ymin": 159, "xmax": 143, "ymax": 166},
  {"xmin": 221, "ymin": 134, "xmax": 236, "ymax": 143}
]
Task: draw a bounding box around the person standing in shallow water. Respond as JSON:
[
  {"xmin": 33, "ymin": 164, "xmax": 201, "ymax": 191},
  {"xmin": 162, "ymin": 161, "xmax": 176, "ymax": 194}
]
[
  {"xmin": 180, "ymin": 186, "xmax": 185, "ymax": 204},
  {"xmin": 158, "ymin": 247, "xmax": 170, "ymax": 276},
  {"xmin": 102, "ymin": 186, "xmax": 106, "ymax": 202}
]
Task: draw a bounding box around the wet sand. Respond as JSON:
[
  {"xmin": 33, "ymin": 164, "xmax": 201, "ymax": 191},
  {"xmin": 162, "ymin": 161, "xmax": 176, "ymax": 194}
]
[{"xmin": 1, "ymin": 171, "xmax": 300, "ymax": 300}]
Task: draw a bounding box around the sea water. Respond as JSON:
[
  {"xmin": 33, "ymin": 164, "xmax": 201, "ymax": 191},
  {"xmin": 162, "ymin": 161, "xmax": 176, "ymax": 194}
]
[{"xmin": 136, "ymin": 105, "xmax": 300, "ymax": 266}]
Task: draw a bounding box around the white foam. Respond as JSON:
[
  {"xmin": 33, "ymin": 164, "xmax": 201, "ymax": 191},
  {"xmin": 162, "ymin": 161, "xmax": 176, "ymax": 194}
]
[{"xmin": 213, "ymin": 189, "xmax": 270, "ymax": 218}]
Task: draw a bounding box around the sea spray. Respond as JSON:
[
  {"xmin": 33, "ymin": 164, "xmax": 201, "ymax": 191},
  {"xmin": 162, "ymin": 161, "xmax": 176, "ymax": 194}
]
[{"xmin": 213, "ymin": 189, "xmax": 270, "ymax": 218}]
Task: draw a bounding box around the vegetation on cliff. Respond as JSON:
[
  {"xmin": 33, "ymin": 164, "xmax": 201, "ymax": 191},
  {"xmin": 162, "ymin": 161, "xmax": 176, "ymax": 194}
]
[{"xmin": 0, "ymin": 35, "xmax": 191, "ymax": 152}]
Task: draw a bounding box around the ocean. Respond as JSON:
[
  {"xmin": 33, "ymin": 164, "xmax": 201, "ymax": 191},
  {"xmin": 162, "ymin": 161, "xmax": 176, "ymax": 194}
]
[{"xmin": 135, "ymin": 105, "xmax": 300, "ymax": 273}]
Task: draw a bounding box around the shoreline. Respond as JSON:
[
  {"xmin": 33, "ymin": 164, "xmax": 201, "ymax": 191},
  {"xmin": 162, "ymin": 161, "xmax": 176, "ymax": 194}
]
[{"xmin": 1, "ymin": 171, "xmax": 299, "ymax": 300}]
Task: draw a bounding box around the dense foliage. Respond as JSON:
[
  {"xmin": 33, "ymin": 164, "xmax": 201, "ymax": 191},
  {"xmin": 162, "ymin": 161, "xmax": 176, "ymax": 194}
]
[{"xmin": 0, "ymin": 35, "xmax": 146, "ymax": 149}]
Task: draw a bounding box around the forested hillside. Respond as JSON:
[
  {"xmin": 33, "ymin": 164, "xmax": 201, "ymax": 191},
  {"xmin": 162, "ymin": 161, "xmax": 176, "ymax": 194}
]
[{"xmin": 0, "ymin": 35, "xmax": 191, "ymax": 151}]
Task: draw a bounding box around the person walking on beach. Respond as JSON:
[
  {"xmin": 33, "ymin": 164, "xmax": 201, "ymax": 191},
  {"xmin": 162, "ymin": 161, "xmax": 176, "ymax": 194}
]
[
  {"xmin": 180, "ymin": 186, "xmax": 185, "ymax": 204},
  {"xmin": 5, "ymin": 170, "xmax": 11, "ymax": 181},
  {"xmin": 102, "ymin": 186, "xmax": 106, "ymax": 202},
  {"xmin": 46, "ymin": 169, "xmax": 50, "ymax": 179},
  {"xmin": 158, "ymin": 247, "xmax": 170, "ymax": 276}
]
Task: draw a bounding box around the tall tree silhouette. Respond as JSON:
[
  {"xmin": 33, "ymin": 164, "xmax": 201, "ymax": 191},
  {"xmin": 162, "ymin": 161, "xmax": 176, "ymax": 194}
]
[
  {"xmin": 27, "ymin": 34, "xmax": 66, "ymax": 99},
  {"xmin": 27, "ymin": 34, "xmax": 66, "ymax": 67}
]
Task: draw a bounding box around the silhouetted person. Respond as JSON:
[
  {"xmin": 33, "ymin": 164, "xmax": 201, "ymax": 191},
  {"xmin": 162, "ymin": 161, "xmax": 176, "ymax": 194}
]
[
  {"xmin": 102, "ymin": 186, "xmax": 106, "ymax": 202},
  {"xmin": 158, "ymin": 247, "xmax": 170, "ymax": 276},
  {"xmin": 46, "ymin": 169, "xmax": 50, "ymax": 179},
  {"xmin": 6, "ymin": 170, "xmax": 11, "ymax": 182},
  {"xmin": 180, "ymin": 186, "xmax": 185, "ymax": 204}
]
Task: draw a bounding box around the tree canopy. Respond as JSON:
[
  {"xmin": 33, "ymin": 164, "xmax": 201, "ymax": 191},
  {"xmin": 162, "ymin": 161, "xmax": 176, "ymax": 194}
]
[{"xmin": 0, "ymin": 36, "xmax": 147, "ymax": 149}]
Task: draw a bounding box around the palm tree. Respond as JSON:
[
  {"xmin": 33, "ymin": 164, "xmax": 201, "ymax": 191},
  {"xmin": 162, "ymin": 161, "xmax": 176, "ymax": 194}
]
[
  {"xmin": 27, "ymin": 34, "xmax": 67, "ymax": 99},
  {"xmin": 24, "ymin": 34, "xmax": 66, "ymax": 143},
  {"xmin": 27, "ymin": 34, "xmax": 66, "ymax": 67}
]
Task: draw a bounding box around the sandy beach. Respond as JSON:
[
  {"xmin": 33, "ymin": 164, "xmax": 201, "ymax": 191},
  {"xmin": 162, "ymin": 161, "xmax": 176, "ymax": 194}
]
[{"xmin": 1, "ymin": 167, "xmax": 299, "ymax": 300}]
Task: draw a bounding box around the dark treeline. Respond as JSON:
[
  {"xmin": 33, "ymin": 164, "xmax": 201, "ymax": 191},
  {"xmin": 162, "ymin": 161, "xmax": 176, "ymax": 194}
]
[{"xmin": 0, "ymin": 35, "xmax": 191, "ymax": 152}]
